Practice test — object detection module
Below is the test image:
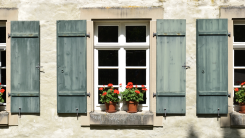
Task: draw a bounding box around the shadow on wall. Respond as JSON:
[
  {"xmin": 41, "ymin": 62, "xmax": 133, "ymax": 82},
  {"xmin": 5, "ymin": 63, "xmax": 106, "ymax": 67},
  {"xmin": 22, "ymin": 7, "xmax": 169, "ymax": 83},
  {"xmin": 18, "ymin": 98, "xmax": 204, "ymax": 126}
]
[
  {"xmin": 223, "ymin": 127, "xmax": 243, "ymax": 138},
  {"xmin": 187, "ymin": 126, "xmax": 198, "ymax": 138}
]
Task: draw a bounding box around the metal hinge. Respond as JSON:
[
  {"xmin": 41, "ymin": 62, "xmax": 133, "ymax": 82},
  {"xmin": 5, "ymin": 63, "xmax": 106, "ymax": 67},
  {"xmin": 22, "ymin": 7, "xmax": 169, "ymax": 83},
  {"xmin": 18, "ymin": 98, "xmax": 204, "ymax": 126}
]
[
  {"xmin": 228, "ymin": 93, "xmax": 231, "ymax": 98},
  {"xmin": 8, "ymin": 33, "xmax": 11, "ymax": 38},
  {"xmin": 153, "ymin": 32, "xmax": 157, "ymax": 37},
  {"xmin": 228, "ymin": 33, "xmax": 231, "ymax": 37},
  {"xmin": 86, "ymin": 33, "xmax": 90, "ymax": 38},
  {"xmin": 153, "ymin": 92, "xmax": 156, "ymax": 98},
  {"xmin": 87, "ymin": 92, "xmax": 90, "ymax": 97},
  {"xmin": 36, "ymin": 63, "xmax": 43, "ymax": 69}
]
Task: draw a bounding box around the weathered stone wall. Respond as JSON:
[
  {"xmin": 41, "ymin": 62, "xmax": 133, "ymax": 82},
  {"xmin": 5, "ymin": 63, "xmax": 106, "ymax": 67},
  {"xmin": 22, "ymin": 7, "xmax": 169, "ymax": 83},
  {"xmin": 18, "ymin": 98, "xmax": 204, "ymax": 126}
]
[{"xmin": 0, "ymin": 0, "xmax": 245, "ymax": 137}]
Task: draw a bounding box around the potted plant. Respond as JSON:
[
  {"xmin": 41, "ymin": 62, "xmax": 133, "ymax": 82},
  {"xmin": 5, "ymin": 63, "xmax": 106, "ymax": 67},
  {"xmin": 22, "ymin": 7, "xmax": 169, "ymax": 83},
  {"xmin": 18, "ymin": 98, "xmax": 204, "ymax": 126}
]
[
  {"xmin": 234, "ymin": 82, "xmax": 245, "ymax": 113},
  {"xmin": 120, "ymin": 82, "xmax": 147, "ymax": 113},
  {"xmin": 0, "ymin": 83, "xmax": 5, "ymax": 104},
  {"xmin": 99, "ymin": 83, "xmax": 120, "ymax": 113}
]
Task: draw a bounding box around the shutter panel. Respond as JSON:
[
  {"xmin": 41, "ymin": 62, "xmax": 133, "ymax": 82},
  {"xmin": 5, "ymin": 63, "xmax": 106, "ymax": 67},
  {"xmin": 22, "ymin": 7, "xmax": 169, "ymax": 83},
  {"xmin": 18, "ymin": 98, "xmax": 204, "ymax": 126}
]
[
  {"xmin": 196, "ymin": 19, "xmax": 228, "ymax": 115},
  {"xmin": 57, "ymin": 20, "xmax": 87, "ymax": 113},
  {"xmin": 156, "ymin": 19, "xmax": 186, "ymax": 114},
  {"xmin": 11, "ymin": 21, "xmax": 40, "ymax": 113}
]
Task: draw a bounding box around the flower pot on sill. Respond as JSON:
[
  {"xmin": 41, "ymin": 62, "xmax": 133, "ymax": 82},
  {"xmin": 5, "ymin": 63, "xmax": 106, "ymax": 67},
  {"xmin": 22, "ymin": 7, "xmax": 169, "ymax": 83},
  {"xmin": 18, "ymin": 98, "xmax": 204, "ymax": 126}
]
[
  {"xmin": 239, "ymin": 103, "xmax": 245, "ymax": 114},
  {"xmin": 105, "ymin": 101, "xmax": 117, "ymax": 113},
  {"xmin": 127, "ymin": 101, "xmax": 138, "ymax": 113}
]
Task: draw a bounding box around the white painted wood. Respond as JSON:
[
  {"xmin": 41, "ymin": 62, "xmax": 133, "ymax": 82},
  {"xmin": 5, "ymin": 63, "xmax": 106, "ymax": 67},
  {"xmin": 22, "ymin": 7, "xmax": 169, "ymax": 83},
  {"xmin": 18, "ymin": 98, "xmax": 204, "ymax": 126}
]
[{"xmin": 94, "ymin": 21, "xmax": 150, "ymax": 111}]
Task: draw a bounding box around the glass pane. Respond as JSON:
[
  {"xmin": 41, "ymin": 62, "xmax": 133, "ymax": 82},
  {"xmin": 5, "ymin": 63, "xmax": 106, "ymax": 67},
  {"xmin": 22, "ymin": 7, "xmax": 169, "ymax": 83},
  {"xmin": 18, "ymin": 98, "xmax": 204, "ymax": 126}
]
[
  {"xmin": 235, "ymin": 50, "xmax": 245, "ymax": 66},
  {"xmin": 234, "ymin": 69, "xmax": 245, "ymax": 85},
  {"xmin": 138, "ymin": 88, "xmax": 147, "ymax": 104},
  {"xmin": 1, "ymin": 51, "xmax": 6, "ymax": 67},
  {"xmin": 99, "ymin": 69, "xmax": 118, "ymax": 85},
  {"xmin": 126, "ymin": 26, "xmax": 146, "ymax": 42},
  {"xmin": 126, "ymin": 69, "xmax": 146, "ymax": 85},
  {"xmin": 234, "ymin": 25, "xmax": 245, "ymax": 42},
  {"xmin": 99, "ymin": 50, "xmax": 118, "ymax": 66},
  {"xmin": 98, "ymin": 26, "xmax": 118, "ymax": 42},
  {"xmin": 0, "ymin": 27, "xmax": 6, "ymax": 43},
  {"xmin": 98, "ymin": 87, "xmax": 118, "ymax": 104},
  {"xmin": 126, "ymin": 50, "xmax": 146, "ymax": 66}
]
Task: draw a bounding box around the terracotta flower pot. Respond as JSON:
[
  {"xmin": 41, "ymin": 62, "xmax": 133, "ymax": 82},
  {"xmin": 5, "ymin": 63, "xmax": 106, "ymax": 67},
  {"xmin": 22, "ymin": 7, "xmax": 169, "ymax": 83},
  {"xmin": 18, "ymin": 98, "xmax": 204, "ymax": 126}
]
[
  {"xmin": 105, "ymin": 101, "xmax": 117, "ymax": 113},
  {"xmin": 127, "ymin": 101, "xmax": 138, "ymax": 113},
  {"xmin": 239, "ymin": 103, "xmax": 245, "ymax": 113}
]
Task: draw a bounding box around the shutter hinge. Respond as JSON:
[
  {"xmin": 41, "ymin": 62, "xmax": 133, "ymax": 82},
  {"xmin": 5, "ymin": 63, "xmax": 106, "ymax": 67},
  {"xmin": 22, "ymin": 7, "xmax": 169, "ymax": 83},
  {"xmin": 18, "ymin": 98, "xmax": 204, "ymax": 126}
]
[
  {"xmin": 8, "ymin": 92, "xmax": 11, "ymax": 97},
  {"xmin": 86, "ymin": 33, "xmax": 90, "ymax": 38},
  {"xmin": 153, "ymin": 32, "xmax": 157, "ymax": 37},
  {"xmin": 87, "ymin": 92, "xmax": 90, "ymax": 97},
  {"xmin": 228, "ymin": 93, "xmax": 231, "ymax": 98},
  {"xmin": 36, "ymin": 63, "xmax": 43, "ymax": 69},
  {"xmin": 153, "ymin": 92, "xmax": 156, "ymax": 98},
  {"xmin": 8, "ymin": 33, "xmax": 11, "ymax": 38},
  {"xmin": 228, "ymin": 33, "xmax": 231, "ymax": 37}
]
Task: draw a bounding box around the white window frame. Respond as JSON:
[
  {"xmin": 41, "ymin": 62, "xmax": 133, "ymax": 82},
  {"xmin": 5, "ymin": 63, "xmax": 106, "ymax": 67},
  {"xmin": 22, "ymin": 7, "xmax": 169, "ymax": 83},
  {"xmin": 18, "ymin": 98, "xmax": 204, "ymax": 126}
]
[
  {"xmin": 94, "ymin": 20, "xmax": 150, "ymax": 111},
  {"xmin": 0, "ymin": 22, "xmax": 6, "ymax": 108}
]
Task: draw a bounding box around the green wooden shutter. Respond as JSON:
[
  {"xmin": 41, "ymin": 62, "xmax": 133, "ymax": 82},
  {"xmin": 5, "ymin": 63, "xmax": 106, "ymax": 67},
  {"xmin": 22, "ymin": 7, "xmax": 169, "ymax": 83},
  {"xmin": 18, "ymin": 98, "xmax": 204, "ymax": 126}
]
[
  {"xmin": 11, "ymin": 21, "xmax": 40, "ymax": 113},
  {"xmin": 196, "ymin": 19, "xmax": 228, "ymax": 115},
  {"xmin": 156, "ymin": 19, "xmax": 186, "ymax": 114},
  {"xmin": 57, "ymin": 20, "xmax": 87, "ymax": 113}
]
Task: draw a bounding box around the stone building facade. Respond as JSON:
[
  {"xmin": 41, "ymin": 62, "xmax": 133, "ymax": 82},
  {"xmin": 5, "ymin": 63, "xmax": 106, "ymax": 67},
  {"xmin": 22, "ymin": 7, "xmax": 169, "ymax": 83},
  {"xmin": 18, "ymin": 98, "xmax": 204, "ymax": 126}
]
[{"xmin": 0, "ymin": 0, "xmax": 245, "ymax": 137}]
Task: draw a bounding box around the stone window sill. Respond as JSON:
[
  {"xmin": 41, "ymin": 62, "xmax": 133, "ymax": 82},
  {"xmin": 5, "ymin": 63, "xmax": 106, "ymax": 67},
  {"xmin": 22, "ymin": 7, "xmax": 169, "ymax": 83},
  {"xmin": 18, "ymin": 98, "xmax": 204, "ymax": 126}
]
[
  {"xmin": 90, "ymin": 111, "xmax": 154, "ymax": 126},
  {"xmin": 230, "ymin": 111, "xmax": 245, "ymax": 127},
  {"xmin": 0, "ymin": 111, "xmax": 8, "ymax": 126}
]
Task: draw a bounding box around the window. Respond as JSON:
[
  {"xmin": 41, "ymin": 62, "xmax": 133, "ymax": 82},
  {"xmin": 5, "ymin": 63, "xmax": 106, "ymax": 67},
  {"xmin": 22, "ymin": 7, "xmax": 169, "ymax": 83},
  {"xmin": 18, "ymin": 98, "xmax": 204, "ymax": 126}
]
[
  {"xmin": 233, "ymin": 21, "xmax": 245, "ymax": 106},
  {"xmin": 0, "ymin": 21, "xmax": 6, "ymax": 108},
  {"xmin": 94, "ymin": 21, "xmax": 150, "ymax": 111}
]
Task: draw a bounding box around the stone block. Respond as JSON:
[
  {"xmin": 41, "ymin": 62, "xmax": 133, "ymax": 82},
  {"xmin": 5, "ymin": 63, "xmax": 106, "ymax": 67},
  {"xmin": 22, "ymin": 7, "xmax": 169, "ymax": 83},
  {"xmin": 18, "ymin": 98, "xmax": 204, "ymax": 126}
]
[
  {"xmin": 0, "ymin": 111, "xmax": 8, "ymax": 126},
  {"xmin": 90, "ymin": 111, "xmax": 153, "ymax": 126},
  {"xmin": 230, "ymin": 112, "xmax": 245, "ymax": 126}
]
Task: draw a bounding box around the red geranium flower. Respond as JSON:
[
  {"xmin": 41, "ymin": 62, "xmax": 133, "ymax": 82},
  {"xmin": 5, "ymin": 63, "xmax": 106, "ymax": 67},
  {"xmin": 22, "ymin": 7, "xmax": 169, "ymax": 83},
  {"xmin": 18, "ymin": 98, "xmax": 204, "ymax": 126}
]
[
  {"xmin": 142, "ymin": 88, "xmax": 147, "ymax": 91},
  {"xmin": 136, "ymin": 85, "xmax": 138, "ymax": 88},
  {"xmin": 135, "ymin": 90, "xmax": 140, "ymax": 94},
  {"xmin": 114, "ymin": 89, "xmax": 119, "ymax": 94},
  {"xmin": 99, "ymin": 87, "xmax": 103, "ymax": 91},
  {"xmin": 141, "ymin": 85, "xmax": 145, "ymax": 87},
  {"xmin": 234, "ymin": 88, "xmax": 239, "ymax": 92},
  {"xmin": 0, "ymin": 89, "xmax": 5, "ymax": 93},
  {"xmin": 102, "ymin": 92, "xmax": 107, "ymax": 96},
  {"xmin": 119, "ymin": 83, "xmax": 122, "ymax": 86},
  {"xmin": 108, "ymin": 83, "xmax": 113, "ymax": 87}
]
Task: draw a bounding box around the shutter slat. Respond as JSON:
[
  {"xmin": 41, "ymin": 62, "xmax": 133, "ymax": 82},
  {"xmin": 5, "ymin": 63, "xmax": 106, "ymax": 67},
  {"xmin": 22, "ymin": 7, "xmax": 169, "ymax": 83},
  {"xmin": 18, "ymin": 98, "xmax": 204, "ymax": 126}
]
[
  {"xmin": 57, "ymin": 20, "xmax": 87, "ymax": 114},
  {"xmin": 11, "ymin": 21, "xmax": 40, "ymax": 113},
  {"xmin": 196, "ymin": 19, "xmax": 228, "ymax": 115},
  {"xmin": 156, "ymin": 19, "xmax": 186, "ymax": 114}
]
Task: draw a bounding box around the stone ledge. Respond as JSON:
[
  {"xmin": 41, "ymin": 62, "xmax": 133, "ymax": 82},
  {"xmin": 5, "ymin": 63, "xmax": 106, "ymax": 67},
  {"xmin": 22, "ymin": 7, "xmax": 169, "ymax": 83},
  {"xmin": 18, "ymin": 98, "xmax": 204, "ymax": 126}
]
[
  {"xmin": 90, "ymin": 111, "xmax": 153, "ymax": 126},
  {"xmin": 0, "ymin": 111, "xmax": 8, "ymax": 125},
  {"xmin": 230, "ymin": 111, "xmax": 245, "ymax": 126}
]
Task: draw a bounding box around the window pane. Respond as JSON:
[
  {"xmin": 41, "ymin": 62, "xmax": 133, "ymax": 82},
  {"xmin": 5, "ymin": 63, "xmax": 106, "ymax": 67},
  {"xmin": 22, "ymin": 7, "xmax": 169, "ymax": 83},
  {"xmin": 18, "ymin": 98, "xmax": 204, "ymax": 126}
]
[
  {"xmin": 126, "ymin": 50, "xmax": 146, "ymax": 66},
  {"xmin": 99, "ymin": 50, "xmax": 118, "ymax": 66},
  {"xmin": 99, "ymin": 69, "xmax": 118, "ymax": 85},
  {"xmin": 235, "ymin": 50, "xmax": 245, "ymax": 66},
  {"xmin": 0, "ymin": 27, "xmax": 6, "ymax": 43},
  {"xmin": 234, "ymin": 25, "xmax": 245, "ymax": 42},
  {"xmin": 138, "ymin": 88, "xmax": 147, "ymax": 104},
  {"xmin": 98, "ymin": 26, "xmax": 118, "ymax": 42},
  {"xmin": 234, "ymin": 69, "xmax": 245, "ymax": 85},
  {"xmin": 1, "ymin": 51, "xmax": 6, "ymax": 67},
  {"xmin": 98, "ymin": 87, "xmax": 118, "ymax": 104},
  {"xmin": 126, "ymin": 26, "xmax": 146, "ymax": 42},
  {"xmin": 126, "ymin": 69, "xmax": 146, "ymax": 85}
]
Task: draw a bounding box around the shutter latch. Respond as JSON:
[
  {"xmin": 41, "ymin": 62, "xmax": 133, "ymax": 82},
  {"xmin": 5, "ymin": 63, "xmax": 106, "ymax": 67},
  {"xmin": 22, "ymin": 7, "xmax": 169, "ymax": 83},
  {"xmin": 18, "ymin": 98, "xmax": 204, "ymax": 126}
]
[
  {"xmin": 164, "ymin": 109, "xmax": 166, "ymax": 117},
  {"xmin": 218, "ymin": 108, "xmax": 220, "ymax": 117},
  {"xmin": 76, "ymin": 108, "xmax": 78, "ymax": 120},
  {"xmin": 19, "ymin": 107, "xmax": 21, "ymax": 118}
]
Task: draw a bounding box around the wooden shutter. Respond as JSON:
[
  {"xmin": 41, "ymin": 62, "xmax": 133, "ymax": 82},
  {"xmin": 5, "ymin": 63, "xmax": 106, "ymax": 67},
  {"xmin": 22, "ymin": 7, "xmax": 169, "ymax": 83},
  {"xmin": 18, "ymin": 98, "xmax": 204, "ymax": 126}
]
[
  {"xmin": 11, "ymin": 21, "xmax": 40, "ymax": 113},
  {"xmin": 57, "ymin": 20, "xmax": 87, "ymax": 113},
  {"xmin": 196, "ymin": 19, "xmax": 228, "ymax": 115},
  {"xmin": 156, "ymin": 19, "xmax": 186, "ymax": 114}
]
